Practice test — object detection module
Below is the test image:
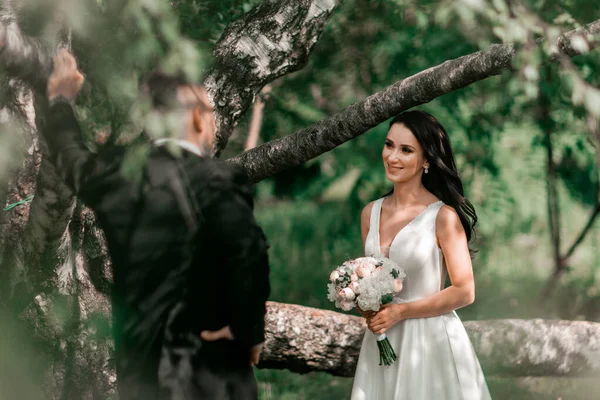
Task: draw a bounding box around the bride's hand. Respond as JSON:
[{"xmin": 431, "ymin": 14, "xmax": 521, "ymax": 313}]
[
  {"xmin": 356, "ymin": 305, "xmax": 376, "ymax": 319},
  {"xmin": 366, "ymin": 304, "xmax": 406, "ymax": 335}
]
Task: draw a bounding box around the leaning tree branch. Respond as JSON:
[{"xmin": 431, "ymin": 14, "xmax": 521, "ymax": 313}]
[
  {"xmin": 229, "ymin": 19, "xmax": 600, "ymax": 183},
  {"xmin": 261, "ymin": 302, "xmax": 600, "ymax": 377},
  {"xmin": 205, "ymin": 0, "xmax": 340, "ymax": 155}
]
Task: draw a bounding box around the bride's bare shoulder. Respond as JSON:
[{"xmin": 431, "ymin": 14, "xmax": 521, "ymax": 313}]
[{"xmin": 361, "ymin": 200, "xmax": 377, "ymax": 221}]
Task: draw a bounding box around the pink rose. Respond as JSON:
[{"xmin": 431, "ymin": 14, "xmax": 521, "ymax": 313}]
[
  {"xmin": 350, "ymin": 272, "xmax": 359, "ymax": 282},
  {"xmin": 329, "ymin": 270, "xmax": 340, "ymax": 282},
  {"xmin": 349, "ymin": 281, "xmax": 361, "ymax": 295},
  {"xmin": 393, "ymin": 279, "xmax": 403, "ymax": 293},
  {"xmin": 339, "ymin": 287, "xmax": 356, "ymax": 301},
  {"xmin": 356, "ymin": 263, "xmax": 375, "ymax": 278}
]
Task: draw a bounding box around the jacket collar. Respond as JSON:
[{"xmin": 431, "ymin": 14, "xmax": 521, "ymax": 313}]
[{"xmin": 154, "ymin": 138, "xmax": 204, "ymax": 157}]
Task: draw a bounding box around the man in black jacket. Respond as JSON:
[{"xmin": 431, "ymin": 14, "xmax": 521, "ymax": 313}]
[{"xmin": 42, "ymin": 49, "xmax": 270, "ymax": 400}]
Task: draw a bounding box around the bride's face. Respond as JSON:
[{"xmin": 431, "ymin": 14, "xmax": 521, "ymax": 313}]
[{"xmin": 382, "ymin": 123, "xmax": 428, "ymax": 183}]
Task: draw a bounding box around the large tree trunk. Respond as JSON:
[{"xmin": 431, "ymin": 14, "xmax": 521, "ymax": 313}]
[
  {"xmin": 0, "ymin": 84, "xmax": 115, "ymax": 400},
  {"xmin": 1, "ymin": 6, "xmax": 115, "ymax": 398}
]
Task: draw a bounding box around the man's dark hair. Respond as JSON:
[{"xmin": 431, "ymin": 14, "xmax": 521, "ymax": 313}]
[
  {"xmin": 141, "ymin": 72, "xmax": 191, "ymax": 110},
  {"xmin": 141, "ymin": 72, "xmax": 209, "ymax": 114}
]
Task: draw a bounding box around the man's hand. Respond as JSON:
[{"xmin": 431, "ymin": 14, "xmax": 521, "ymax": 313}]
[
  {"xmin": 200, "ymin": 325, "xmax": 263, "ymax": 366},
  {"xmin": 200, "ymin": 326, "xmax": 234, "ymax": 341},
  {"xmin": 47, "ymin": 48, "xmax": 85, "ymax": 102},
  {"xmin": 249, "ymin": 343, "xmax": 263, "ymax": 366}
]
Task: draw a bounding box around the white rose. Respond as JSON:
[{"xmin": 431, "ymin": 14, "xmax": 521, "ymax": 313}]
[{"xmin": 340, "ymin": 300, "xmax": 354, "ymax": 311}]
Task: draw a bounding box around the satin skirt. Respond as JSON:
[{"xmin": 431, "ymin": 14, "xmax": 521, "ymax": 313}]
[{"xmin": 350, "ymin": 312, "xmax": 492, "ymax": 400}]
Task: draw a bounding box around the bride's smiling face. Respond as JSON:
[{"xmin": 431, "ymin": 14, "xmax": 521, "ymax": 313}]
[{"xmin": 382, "ymin": 123, "xmax": 428, "ymax": 183}]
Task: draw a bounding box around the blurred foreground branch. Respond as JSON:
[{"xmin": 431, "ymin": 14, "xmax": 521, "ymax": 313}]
[
  {"xmin": 0, "ymin": 13, "xmax": 52, "ymax": 92},
  {"xmin": 261, "ymin": 302, "xmax": 600, "ymax": 378},
  {"xmin": 230, "ymin": 19, "xmax": 600, "ymax": 183}
]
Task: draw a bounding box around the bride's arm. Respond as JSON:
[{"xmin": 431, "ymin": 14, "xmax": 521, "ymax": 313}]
[{"xmin": 367, "ymin": 205, "xmax": 475, "ymax": 335}]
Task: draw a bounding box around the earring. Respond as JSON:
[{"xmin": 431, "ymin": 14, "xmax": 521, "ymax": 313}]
[{"xmin": 424, "ymin": 165, "xmax": 429, "ymax": 174}]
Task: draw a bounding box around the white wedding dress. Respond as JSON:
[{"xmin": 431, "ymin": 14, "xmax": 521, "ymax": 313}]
[{"xmin": 350, "ymin": 198, "xmax": 491, "ymax": 400}]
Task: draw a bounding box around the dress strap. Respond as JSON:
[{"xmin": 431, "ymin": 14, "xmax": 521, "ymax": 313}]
[{"xmin": 369, "ymin": 198, "xmax": 384, "ymax": 236}]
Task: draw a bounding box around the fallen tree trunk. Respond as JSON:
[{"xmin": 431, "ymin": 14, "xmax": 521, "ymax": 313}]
[{"xmin": 261, "ymin": 302, "xmax": 600, "ymax": 378}]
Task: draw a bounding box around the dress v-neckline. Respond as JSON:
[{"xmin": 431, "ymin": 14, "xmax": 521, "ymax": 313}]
[{"xmin": 377, "ymin": 198, "xmax": 443, "ymax": 252}]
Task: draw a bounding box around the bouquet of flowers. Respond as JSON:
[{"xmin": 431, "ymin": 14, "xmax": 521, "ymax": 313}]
[{"xmin": 327, "ymin": 256, "xmax": 405, "ymax": 366}]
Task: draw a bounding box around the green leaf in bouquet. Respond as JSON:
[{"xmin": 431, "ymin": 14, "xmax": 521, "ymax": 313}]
[
  {"xmin": 391, "ymin": 269, "xmax": 399, "ymax": 279},
  {"xmin": 381, "ymin": 293, "xmax": 393, "ymax": 304}
]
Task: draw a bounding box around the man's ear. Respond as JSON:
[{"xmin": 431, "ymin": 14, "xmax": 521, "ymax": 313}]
[{"xmin": 192, "ymin": 106, "xmax": 203, "ymax": 135}]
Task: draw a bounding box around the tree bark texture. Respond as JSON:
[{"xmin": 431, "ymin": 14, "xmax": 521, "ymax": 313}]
[
  {"xmin": 205, "ymin": 0, "xmax": 340, "ymax": 155},
  {"xmin": 229, "ymin": 19, "xmax": 600, "ymax": 183},
  {"xmin": 260, "ymin": 302, "xmax": 600, "ymax": 378},
  {"xmin": 0, "ymin": 92, "xmax": 114, "ymax": 399}
]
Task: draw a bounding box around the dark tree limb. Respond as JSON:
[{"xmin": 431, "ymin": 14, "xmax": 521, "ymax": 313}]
[
  {"xmin": 539, "ymin": 65, "xmax": 563, "ymax": 299},
  {"xmin": 205, "ymin": 0, "xmax": 340, "ymax": 155},
  {"xmin": 260, "ymin": 302, "xmax": 600, "ymax": 378},
  {"xmin": 229, "ymin": 19, "xmax": 600, "ymax": 183},
  {"xmin": 560, "ymin": 182, "xmax": 600, "ymax": 266},
  {"xmin": 563, "ymin": 202, "xmax": 600, "ymax": 261}
]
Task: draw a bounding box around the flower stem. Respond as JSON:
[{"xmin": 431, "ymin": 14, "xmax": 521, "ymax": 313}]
[{"xmin": 375, "ymin": 336, "xmax": 397, "ymax": 366}]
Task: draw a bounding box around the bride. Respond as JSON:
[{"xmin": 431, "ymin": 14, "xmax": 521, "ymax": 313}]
[{"xmin": 350, "ymin": 111, "xmax": 491, "ymax": 399}]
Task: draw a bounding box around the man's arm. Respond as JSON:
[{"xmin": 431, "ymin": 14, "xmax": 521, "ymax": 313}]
[
  {"xmin": 201, "ymin": 168, "xmax": 271, "ymax": 351},
  {"xmin": 41, "ymin": 49, "xmax": 117, "ymax": 206}
]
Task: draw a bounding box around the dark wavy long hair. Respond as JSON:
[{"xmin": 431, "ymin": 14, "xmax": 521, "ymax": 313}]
[{"xmin": 385, "ymin": 111, "xmax": 478, "ymax": 252}]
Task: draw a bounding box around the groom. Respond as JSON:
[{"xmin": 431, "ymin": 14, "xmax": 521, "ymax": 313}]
[{"xmin": 41, "ymin": 49, "xmax": 270, "ymax": 400}]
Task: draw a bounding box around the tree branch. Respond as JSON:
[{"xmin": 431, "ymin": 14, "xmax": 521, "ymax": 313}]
[
  {"xmin": 558, "ymin": 176, "xmax": 600, "ymax": 266},
  {"xmin": 205, "ymin": 0, "xmax": 340, "ymax": 155},
  {"xmin": 229, "ymin": 19, "xmax": 600, "ymax": 183},
  {"xmin": 260, "ymin": 302, "xmax": 600, "ymax": 378},
  {"xmin": 539, "ymin": 64, "xmax": 563, "ymax": 299}
]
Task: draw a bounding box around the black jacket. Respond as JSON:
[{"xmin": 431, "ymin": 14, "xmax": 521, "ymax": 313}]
[{"xmin": 41, "ymin": 100, "xmax": 270, "ymax": 381}]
